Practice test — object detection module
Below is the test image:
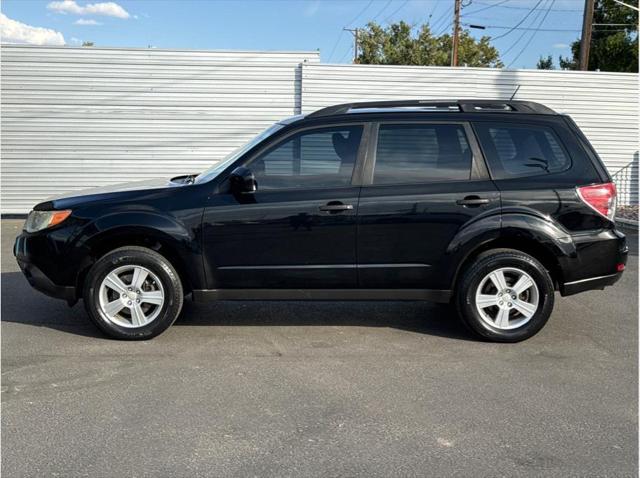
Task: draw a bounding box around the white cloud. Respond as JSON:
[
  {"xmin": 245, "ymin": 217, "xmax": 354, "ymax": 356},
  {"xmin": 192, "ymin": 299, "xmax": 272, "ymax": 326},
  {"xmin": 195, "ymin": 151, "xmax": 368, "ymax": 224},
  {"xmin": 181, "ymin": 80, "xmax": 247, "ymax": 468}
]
[
  {"xmin": 553, "ymin": 43, "xmax": 570, "ymax": 49},
  {"xmin": 74, "ymin": 18, "xmax": 101, "ymax": 25},
  {"xmin": 0, "ymin": 13, "xmax": 65, "ymax": 45},
  {"xmin": 47, "ymin": 1, "xmax": 130, "ymax": 19}
]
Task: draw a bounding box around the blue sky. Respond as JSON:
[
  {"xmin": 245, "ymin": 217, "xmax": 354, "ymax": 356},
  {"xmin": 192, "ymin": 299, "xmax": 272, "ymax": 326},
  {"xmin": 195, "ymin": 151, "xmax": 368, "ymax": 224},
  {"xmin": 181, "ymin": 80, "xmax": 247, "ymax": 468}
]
[{"xmin": 1, "ymin": 0, "xmax": 586, "ymax": 68}]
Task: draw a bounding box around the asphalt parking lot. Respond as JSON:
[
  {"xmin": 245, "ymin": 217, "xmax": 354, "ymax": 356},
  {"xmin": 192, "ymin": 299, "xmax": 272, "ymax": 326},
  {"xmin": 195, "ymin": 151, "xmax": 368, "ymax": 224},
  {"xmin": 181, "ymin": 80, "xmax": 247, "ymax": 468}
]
[{"xmin": 1, "ymin": 218, "xmax": 638, "ymax": 477}]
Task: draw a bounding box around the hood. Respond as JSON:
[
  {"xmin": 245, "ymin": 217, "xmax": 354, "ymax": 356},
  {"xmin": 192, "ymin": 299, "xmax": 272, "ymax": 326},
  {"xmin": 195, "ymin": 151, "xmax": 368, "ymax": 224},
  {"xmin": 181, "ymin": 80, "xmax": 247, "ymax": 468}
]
[{"xmin": 34, "ymin": 177, "xmax": 191, "ymax": 210}]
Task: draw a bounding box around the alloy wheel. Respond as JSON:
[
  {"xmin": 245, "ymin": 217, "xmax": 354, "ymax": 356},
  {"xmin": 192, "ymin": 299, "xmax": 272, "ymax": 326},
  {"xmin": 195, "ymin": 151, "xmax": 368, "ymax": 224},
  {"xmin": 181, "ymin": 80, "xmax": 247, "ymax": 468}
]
[
  {"xmin": 98, "ymin": 265, "xmax": 165, "ymax": 328},
  {"xmin": 474, "ymin": 267, "xmax": 539, "ymax": 330}
]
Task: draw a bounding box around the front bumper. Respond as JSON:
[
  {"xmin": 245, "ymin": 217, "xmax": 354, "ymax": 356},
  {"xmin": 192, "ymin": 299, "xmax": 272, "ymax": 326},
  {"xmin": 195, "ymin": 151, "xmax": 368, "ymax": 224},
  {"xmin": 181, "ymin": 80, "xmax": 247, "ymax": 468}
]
[{"xmin": 14, "ymin": 234, "xmax": 77, "ymax": 303}]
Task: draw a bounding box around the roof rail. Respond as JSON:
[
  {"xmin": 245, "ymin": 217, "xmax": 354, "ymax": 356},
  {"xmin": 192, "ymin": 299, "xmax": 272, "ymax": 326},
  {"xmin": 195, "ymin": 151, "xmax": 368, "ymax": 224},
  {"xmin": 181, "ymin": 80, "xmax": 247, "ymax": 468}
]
[{"xmin": 307, "ymin": 99, "xmax": 556, "ymax": 117}]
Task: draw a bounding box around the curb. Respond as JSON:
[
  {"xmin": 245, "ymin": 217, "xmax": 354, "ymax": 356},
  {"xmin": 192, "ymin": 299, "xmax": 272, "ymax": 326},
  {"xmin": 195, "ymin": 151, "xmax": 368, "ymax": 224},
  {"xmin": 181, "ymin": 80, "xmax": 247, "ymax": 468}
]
[{"xmin": 616, "ymin": 217, "xmax": 639, "ymax": 227}]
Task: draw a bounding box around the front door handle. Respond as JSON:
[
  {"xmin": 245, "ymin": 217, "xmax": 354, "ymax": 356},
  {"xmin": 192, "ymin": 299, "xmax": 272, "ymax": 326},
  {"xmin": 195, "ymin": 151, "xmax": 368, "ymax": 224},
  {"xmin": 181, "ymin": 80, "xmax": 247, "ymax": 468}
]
[
  {"xmin": 456, "ymin": 196, "xmax": 490, "ymax": 207},
  {"xmin": 319, "ymin": 202, "xmax": 354, "ymax": 213}
]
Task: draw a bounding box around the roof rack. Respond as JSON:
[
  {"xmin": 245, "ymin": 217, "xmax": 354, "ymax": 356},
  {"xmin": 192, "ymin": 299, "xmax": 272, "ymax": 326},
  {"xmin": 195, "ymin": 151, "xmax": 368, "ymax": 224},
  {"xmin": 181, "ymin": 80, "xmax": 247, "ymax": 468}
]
[{"xmin": 307, "ymin": 99, "xmax": 556, "ymax": 118}]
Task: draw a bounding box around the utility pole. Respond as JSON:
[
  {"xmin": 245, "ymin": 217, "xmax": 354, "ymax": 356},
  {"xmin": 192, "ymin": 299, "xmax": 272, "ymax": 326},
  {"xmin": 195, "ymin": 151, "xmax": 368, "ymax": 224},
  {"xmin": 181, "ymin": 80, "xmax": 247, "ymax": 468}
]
[
  {"xmin": 579, "ymin": 0, "xmax": 595, "ymax": 70},
  {"xmin": 451, "ymin": 0, "xmax": 462, "ymax": 67},
  {"xmin": 343, "ymin": 28, "xmax": 360, "ymax": 63}
]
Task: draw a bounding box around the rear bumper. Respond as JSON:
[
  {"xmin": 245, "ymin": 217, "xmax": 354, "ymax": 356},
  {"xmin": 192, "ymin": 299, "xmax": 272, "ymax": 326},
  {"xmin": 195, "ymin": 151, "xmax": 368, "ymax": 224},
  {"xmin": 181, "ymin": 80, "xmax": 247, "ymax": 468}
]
[
  {"xmin": 14, "ymin": 234, "xmax": 77, "ymax": 303},
  {"xmin": 559, "ymin": 228, "xmax": 627, "ymax": 296},
  {"xmin": 560, "ymin": 271, "xmax": 623, "ymax": 296}
]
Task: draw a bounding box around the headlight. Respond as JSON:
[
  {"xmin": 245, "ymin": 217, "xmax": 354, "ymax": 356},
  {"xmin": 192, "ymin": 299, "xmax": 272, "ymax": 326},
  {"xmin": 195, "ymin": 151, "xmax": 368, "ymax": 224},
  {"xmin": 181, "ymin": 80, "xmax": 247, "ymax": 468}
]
[{"xmin": 24, "ymin": 210, "xmax": 72, "ymax": 233}]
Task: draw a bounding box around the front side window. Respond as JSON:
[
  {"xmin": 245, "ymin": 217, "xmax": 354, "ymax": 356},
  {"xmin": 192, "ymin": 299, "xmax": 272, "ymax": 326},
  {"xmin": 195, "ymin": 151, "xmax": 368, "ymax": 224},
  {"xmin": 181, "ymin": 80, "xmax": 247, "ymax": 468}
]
[
  {"xmin": 474, "ymin": 122, "xmax": 571, "ymax": 179},
  {"xmin": 194, "ymin": 123, "xmax": 284, "ymax": 184},
  {"xmin": 373, "ymin": 123, "xmax": 472, "ymax": 185},
  {"xmin": 249, "ymin": 125, "xmax": 363, "ymax": 190}
]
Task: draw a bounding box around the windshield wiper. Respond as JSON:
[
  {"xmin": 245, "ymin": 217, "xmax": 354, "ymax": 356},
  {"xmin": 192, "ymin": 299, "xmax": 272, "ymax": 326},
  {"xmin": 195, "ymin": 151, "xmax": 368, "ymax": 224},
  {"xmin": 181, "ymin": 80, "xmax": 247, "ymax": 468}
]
[{"xmin": 524, "ymin": 157, "xmax": 550, "ymax": 173}]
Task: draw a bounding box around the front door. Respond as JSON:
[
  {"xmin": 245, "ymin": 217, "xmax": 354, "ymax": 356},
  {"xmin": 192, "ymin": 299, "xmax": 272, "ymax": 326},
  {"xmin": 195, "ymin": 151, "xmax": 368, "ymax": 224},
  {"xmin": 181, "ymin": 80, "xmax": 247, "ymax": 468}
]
[
  {"xmin": 356, "ymin": 121, "xmax": 500, "ymax": 290},
  {"xmin": 202, "ymin": 124, "xmax": 365, "ymax": 289}
]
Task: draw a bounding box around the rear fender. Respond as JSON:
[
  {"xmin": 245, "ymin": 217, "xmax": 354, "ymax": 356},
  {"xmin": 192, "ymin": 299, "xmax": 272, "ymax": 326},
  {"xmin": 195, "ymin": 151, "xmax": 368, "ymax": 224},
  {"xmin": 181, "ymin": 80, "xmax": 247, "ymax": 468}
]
[
  {"xmin": 500, "ymin": 213, "xmax": 576, "ymax": 258},
  {"xmin": 445, "ymin": 212, "xmax": 576, "ymax": 289}
]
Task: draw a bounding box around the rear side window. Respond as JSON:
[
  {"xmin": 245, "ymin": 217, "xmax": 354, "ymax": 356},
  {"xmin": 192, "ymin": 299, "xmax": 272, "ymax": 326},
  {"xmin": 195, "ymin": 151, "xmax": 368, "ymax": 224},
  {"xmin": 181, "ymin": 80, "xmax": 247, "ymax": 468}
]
[
  {"xmin": 474, "ymin": 122, "xmax": 571, "ymax": 179},
  {"xmin": 373, "ymin": 123, "xmax": 472, "ymax": 185}
]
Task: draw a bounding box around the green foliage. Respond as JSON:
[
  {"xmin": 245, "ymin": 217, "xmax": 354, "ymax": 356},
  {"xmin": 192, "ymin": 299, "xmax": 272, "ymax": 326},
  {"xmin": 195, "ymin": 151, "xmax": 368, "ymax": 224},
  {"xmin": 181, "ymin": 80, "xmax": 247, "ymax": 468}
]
[
  {"xmin": 356, "ymin": 21, "xmax": 503, "ymax": 68},
  {"xmin": 536, "ymin": 55, "xmax": 555, "ymax": 69},
  {"xmin": 560, "ymin": 0, "xmax": 638, "ymax": 71}
]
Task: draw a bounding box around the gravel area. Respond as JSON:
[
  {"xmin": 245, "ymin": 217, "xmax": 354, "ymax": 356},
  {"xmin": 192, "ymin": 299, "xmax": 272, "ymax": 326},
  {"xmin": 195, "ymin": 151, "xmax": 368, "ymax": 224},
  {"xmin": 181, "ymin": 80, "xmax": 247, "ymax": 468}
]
[{"xmin": 617, "ymin": 205, "xmax": 639, "ymax": 222}]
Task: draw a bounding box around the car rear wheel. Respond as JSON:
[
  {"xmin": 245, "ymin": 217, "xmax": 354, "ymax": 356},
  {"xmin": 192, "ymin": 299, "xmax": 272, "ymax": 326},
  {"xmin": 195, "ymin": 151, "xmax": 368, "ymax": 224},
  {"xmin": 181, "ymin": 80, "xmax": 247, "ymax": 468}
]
[
  {"xmin": 456, "ymin": 249, "xmax": 554, "ymax": 342},
  {"xmin": 83, "ymin": 246, "xmax": 183, "ymax": 340}
]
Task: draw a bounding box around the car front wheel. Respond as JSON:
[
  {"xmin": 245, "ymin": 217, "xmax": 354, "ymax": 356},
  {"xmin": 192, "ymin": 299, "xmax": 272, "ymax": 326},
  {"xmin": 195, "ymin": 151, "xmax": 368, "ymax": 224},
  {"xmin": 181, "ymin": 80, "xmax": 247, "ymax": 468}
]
[
  {"xmin": 456, "ymin": 249, "xmax": 555, "ymax": 342},
  {"xmin": 83, "ymin": 246, "xmax": 184, "ymax": 340}
]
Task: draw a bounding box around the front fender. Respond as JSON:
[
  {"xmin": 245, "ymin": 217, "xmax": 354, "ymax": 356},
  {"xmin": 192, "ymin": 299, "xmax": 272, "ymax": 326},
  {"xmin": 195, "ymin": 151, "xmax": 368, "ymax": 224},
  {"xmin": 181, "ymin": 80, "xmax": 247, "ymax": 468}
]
[{"xmin": 71, "ymin": 210, "xmax": 204, "ymax": 291}]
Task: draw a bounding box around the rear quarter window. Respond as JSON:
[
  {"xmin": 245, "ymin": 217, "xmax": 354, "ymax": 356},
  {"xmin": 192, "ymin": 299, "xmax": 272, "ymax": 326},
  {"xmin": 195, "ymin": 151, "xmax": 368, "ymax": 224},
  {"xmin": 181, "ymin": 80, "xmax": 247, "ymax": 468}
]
[{"xmin": 474, "ymin": 122, "xmax": 571, "ymax": 180}]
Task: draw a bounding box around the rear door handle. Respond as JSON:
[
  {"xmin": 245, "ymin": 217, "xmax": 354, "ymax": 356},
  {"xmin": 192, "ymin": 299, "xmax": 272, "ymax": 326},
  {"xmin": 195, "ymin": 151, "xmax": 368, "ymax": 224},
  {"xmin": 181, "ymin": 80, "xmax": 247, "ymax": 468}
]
[
  {"xmin": 456, "ymin": 196, "xmax": 490, "ymax": 207},
  {"xmin": 319, "ymin": 203, "xmax": 354, "ymax": 213}
]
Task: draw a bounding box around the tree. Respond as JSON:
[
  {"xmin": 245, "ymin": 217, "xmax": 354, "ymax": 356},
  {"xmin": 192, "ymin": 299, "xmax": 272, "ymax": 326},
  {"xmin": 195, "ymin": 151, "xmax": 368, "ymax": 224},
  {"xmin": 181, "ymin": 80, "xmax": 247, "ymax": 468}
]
[
  {"xmin": 561, "ymin": 0, "xmax": 638, "ymax": 72},
  {"xmin": 82, "ymin": 41, "xmax": 94, "ymax": 47},
  {"xmin": 356, "ymin": 21, "xmax": 503, "ymax": 68},
  {"xmin": 536, "ymin": 55, "xmax": 554, "ymax": 69}
]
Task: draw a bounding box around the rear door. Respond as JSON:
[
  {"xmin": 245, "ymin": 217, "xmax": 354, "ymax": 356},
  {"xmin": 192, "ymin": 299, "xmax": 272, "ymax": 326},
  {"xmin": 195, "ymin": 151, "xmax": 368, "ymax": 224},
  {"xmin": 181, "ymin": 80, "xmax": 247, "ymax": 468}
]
[{"xmin": 356, "ymin": 121, "xmax": 500, "ymax": 290}]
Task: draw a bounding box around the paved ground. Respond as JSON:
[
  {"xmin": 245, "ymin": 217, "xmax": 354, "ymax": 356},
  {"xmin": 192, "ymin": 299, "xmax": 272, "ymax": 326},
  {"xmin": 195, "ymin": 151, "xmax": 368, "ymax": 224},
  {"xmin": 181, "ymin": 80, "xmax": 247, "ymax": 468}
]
[{"xmin": 1, "ymin": 219, "xmax": 637, "ymax": 477}]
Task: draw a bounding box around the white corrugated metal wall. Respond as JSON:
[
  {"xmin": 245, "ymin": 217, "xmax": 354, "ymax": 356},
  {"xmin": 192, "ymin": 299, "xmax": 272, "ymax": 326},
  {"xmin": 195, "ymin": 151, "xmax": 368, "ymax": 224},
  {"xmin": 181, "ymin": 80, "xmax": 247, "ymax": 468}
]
[
  {"xmin": 0, "ymin": 45, "xmax": 319, "ymax": 214},
  {"xmin": 1, "ymin": 46, "xmax": 637, "ymax": 213},
  {"xmin": 301, "ymin": 63, "xmax": 639, "ymax": 205}
]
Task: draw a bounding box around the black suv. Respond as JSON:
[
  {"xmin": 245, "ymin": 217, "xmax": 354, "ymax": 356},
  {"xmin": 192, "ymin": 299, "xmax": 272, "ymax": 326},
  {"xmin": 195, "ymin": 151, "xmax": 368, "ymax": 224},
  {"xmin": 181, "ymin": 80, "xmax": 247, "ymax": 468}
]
[{"xmin": 14, "ymin": 100, "xmax": 627, "ymax": 342}]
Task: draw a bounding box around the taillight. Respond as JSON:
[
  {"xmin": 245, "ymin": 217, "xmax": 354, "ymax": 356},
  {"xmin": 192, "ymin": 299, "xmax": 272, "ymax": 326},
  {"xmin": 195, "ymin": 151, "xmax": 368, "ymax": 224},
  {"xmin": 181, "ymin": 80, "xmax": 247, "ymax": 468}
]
[{"xmin": 576, "ymin": 182, "xmax": 617, "ymax": 221}]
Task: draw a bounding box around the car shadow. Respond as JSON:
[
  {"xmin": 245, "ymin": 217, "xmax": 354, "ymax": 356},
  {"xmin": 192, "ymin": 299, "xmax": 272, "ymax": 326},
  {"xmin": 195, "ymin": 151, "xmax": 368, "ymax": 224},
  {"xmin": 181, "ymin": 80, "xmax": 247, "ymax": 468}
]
[{"xmin": 0, "ymin": 271, "xmax": 474, "ymax": 341}]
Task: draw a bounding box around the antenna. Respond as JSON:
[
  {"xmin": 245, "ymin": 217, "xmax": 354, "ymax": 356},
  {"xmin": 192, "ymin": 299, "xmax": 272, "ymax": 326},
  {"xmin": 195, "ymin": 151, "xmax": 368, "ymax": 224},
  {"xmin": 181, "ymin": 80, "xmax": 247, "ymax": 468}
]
[{"xmin": 510, "ymin": 85, "xmax": 521, "ymax": 100}]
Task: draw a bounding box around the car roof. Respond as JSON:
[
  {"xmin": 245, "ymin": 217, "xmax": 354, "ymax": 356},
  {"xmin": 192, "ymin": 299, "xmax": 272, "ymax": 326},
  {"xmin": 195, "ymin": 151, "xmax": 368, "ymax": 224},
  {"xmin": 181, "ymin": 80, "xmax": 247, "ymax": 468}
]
[{"xmin": 305, "ymin": 99, "xmax": 557, "ymax": 119}]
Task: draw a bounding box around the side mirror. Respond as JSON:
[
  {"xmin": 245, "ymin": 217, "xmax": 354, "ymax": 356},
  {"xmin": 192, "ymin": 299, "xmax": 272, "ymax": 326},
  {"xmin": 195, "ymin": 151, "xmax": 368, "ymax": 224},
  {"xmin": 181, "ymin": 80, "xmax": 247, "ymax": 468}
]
[{"xmin": 229, "ymin": 167, "xmax": 257, "ymax": 194}]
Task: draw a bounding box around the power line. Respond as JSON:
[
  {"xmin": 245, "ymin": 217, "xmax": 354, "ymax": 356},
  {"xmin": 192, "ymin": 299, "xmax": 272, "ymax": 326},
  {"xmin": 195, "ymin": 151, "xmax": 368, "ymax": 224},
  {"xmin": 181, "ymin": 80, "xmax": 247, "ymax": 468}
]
[
  {"xmin": 427, "ymin": 0, "xmax": 440, "ymax": 22},
  {"xmin": 472, "ymin": 0, "xmax": 580, "ymax": 11},
  {"xmin": 326, "ymin": 30, "xmax": 345, "ymax": 62},
  {"xmin": 413, "ymin": 0, "xmax": 442, "ymax": 30},
  {"xmin": 346, "ymin": 0, "xmax": 374, "ymax": 27},
  {"xmin": 500, "ymin": 0, "xmax": 547, "ymax": 57},
  {"xmin": 508, "ymin": 0, "xmax": 556, "ymax": 68},
  {"xmin": 612, "ymin": 0, "xmax": 639, "ymax": 11},
  {"xmin": 383, "ymin": 0, "xmax": 410, "ymax": 24},
  {"xmin": 370, "ymin": 0, "xmax": 394, "ymax": 23},
  {"xmin": 327, "ymin": 0, "xmax": 375, "ymax": 63},
  {"xmin": 463, "ymin": 22, "xmax": 580, "ymax": 32},
  {"xmin": 437, "ymin": 20, "xmax": 453, "ymax": 36},
  {"xmin": 490, "ymin": 0, "xmax": 544, "ymax": 40},
  {"xmin": 463, "ymin": 0, "xmax": 512, "ymax": 16},
  {"xmin": 338, "ymin": 44, "xmax": 353, "ymax": 63},
  {"xmin": 431, "ymin": 4, "xmax": 453, "ymax": 32}
]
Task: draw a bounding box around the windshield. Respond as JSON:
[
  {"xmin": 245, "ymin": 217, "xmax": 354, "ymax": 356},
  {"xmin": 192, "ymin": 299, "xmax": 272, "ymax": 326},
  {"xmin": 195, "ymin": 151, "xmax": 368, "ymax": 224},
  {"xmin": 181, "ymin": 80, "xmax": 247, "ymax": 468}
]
[{"xmin": 194, "ymin": 123, "xmax": 284, "ymax": 184}]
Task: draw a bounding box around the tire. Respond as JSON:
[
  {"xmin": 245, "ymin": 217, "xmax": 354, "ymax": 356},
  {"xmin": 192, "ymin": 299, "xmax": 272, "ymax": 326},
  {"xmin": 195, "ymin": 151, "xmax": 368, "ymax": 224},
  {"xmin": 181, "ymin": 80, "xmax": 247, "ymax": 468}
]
[
  {"xmin": 456, "ymin": 248, "xmax": 555, "ymax": 343},
  {"xmin": 83, "ymin": 246, "xmax": 183, "ymax": 340}
]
